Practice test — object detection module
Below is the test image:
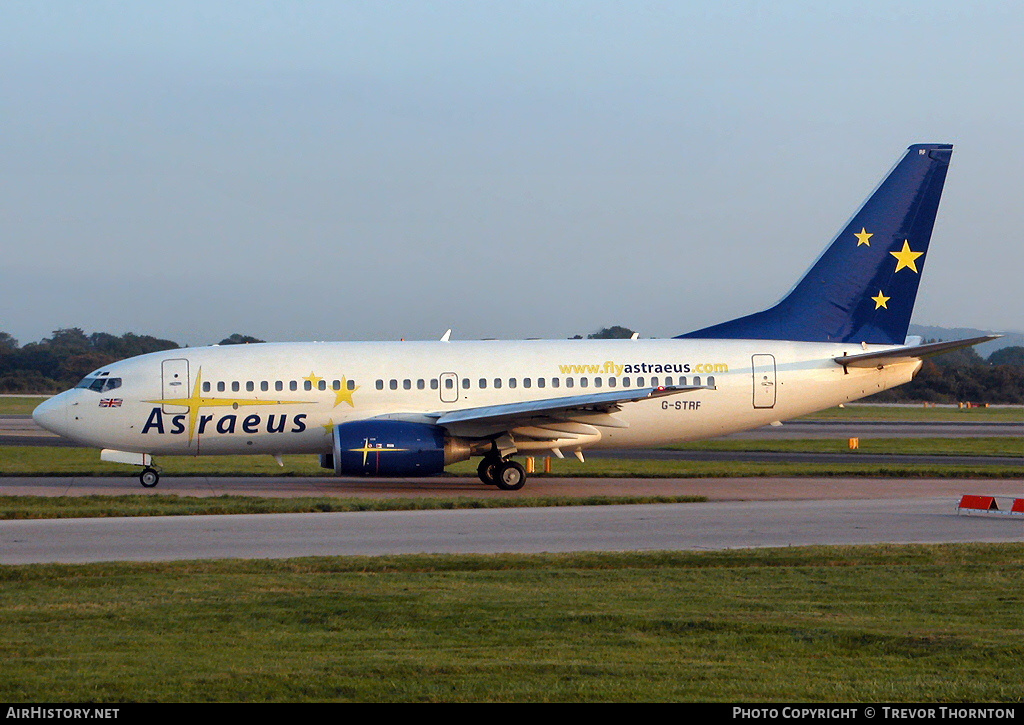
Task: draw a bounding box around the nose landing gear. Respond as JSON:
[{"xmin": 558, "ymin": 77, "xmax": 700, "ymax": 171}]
[
  {"xmin": 99, "ymin": 450, "xmax": 162, "ymax": 489},
  {"xmin": 139, "ymin": 466, "xmax": 161, "ymax": 488}
]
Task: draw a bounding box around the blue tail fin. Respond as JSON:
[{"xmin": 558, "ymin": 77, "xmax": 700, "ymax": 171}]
[{"xmin": 677, "ymin": 144, "xmax": 953, "ymax": 344}]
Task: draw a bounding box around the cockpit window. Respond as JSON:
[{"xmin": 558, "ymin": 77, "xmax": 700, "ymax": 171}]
[{"xmin": 75, "ymin": 377, "xmax": 122, "ymax": 393}]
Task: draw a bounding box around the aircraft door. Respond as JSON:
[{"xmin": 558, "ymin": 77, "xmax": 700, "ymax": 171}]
[
  {"xmin": 439, "ymin": 372, "xmax": 459, "ymax": 403},
  {"xmin": 751, "ymin": 354, "xmax": 776, "ymax": 409},
  {"xmin": 161, "ymin": 359, "xmax": 191, "ymax": 413}
]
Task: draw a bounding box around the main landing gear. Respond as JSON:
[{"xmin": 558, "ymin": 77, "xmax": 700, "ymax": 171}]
[{"xmin": 477, "ymin": 455, "xmax": 527, "ymax": 491}]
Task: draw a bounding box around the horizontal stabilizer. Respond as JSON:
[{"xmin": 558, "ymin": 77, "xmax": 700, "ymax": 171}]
[{"xmin": 834, "ymin": 335, "xmax": 1000, "ymax": 368}]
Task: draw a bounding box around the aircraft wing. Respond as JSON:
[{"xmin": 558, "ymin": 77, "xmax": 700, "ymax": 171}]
[
  {"xmin": 834, "ymin": 335, "xmax": 1000, "ymax": 369},
  {"xmin": 427, "ymin": 384, "xmax": 712, "ymax": 435}
]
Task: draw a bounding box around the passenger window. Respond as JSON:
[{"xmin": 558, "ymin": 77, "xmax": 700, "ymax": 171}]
[
  {"xmin": 261, "ymin": 381, "xmax": 269, "ymax": 392},
  {"xmin": 349, "ymin": 379, "xmax": 357, "ymax": 390},
  {"xmin": 403, "ymin": 379, "xmax": 411, "ymax": 390},
  {"xmin": 430, "ymin": 379, "xmax": 439, "ymax": 390},
  {"xmin": 552, "ymin": 378, "xmax": 560, "ymax": 388},
  {"xmin": 417, "ymin": 379, "xmax": 425, "ymax": 390},
  {"xmin": 694, "ymin": 376, "xmax": 701, "ymax": 386},
  {"xmin": 390, "ymin": 379, "xmax": 399, "ymax": 390},
  {"xmin": 232, "ymin": 382, "xmax": 240, "ymax": 392},
  {"xmin": 679, "ymin": 376, "xmax": 687, "ymax": 386},
  {"xmin": 376, "ymin": 380, "xmax": 384, "ymax": 390},
  {"xmin": 246, "ymin": 381, "xmax": 255, "ymax": 392},
  {"xmin": 462, "ymin": 378, "xmax": 470, "ymax": 389},
  {"xmin": 203, "ymin": 382, "xmax": 211, "ymax": 392},
  {"xmin": 566, "ymin": 378, "xmax": 574, "ymax": 388},
  {"xmin": 594, "ymin": 377, "xmax": 602, "ymax": 388},
  {"xmin": 651, "ymin": 377, "xmax": 659, "ymax": 387},
  {"xmin": 479, "ymin": 378, "xmax": 487, "ymax": 389},
  {"xmin": 217, "ymin": 382, "xmax": 226, "ymax": 392},
  {"xmin": 493, "ymin": 378, "xmax": 502, "ymax": 389},
  {"xmin": 537, "ymin": 378, "xmax": 546, "ymax": 388},
  {"xmin": 523, "ymin": 378, "xmax": 531, "ymax": 388},
  {"xmin": 622, "ymin": 377, "xmax": 630, "ymax": 387},
  {"xmin": 318, "ymin": 380, "xmax": 326, "ymax": 391},
  {"xmin": 608, "ymin": 377, "xmax": 616, "ymax": 388},
  {"xmin": 707, "ymin": 376, "xmax": 715, "ymax": 387},
  {"xmin": 444, "ymin": 378, "xmax": 453, "ymax": 389},
  {"xmin": 275, "ymin": 381, "xmax": 283, "ymax": 391},
  {"xmin": 637, "ymin": 377, "xmax": 645, "ymax": 387},
  {"xmin": 290, "ymin": 381, "xmax": 298, "ymax": 391},
  {"xmin": 304, "ymin": 380, "xmax": 312, "ymax": 391},
  {"xmin": 665, "ymin": 376, "xmax": 673, "ymax": 386}
]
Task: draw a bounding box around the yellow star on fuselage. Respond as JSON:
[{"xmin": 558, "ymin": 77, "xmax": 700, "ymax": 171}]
[
  {"xmin": 303, "ymin": 371, "xmax": 324, "ymax": 388},
  {"xmin": 890, "ymin": 240, "xmax": 924, "ymax": 273},
  {"xmin": 147, "ymin": 368, "xmax": 313, "ymax": 443},
  {"xmin": 855, "ymin": 228, "xmax": 873, "ymax": 246},
  {"xmin": 333, "ymin": 376, "xmax": 359, "ymax": 408},
  {"xmin": 871, "ymin": 290, "xmax": 890, "ymax": 309}
]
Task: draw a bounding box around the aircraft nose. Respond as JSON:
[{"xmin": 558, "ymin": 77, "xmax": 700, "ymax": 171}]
[{"xmin": 32, "ymin": 395, "xmax": 69, "ymax": 437}]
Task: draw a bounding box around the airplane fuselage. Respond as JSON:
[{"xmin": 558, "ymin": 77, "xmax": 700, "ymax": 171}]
[{"xmin": 35, "ymin": 338, "xmax": 920, "ymax": 458}]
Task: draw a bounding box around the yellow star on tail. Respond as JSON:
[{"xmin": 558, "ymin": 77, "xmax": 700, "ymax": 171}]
[
  {"xmin": 871, "ymin": 290, "xmax": 890, "ymax": 309},
  {"xmin": 855, "ymin": 228, "xmax": 873, "ymax": 246},
  {"xmin": 890, "ymin": 240, "xmax": 924, "ymax": 273}
]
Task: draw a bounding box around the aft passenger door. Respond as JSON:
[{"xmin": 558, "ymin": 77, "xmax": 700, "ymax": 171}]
[{"xmin": 751, "ymin": 354, "xmax": 776, "ymax": 409}]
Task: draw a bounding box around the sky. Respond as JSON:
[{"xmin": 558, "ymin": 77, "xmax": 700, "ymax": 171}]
[{"xmin": 2, "ymin": 1, "xmax": 1022, "ymax": 347}]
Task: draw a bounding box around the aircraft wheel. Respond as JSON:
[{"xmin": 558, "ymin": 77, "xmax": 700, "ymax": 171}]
[
  {"xmin": 477, "ymin": 457, "xmax": 499, "ymax": 486},
  {"xmin": 494, "ymin": 460, "xmax": 527, "ymax": 491},
  {"xmin": 139, "ymin": 467, "xmax": 160, "ymax": 488}
]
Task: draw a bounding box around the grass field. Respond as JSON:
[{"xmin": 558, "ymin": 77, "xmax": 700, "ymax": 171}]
[
  {"xmin": 668, "ymin": 437, "xmax": 1023, "ymax": 457},
  {"xmin": 0, "ymin": 396, "xmax": 48, "ymax": 415},
  {"xmin": 1, "ymin": 545, "xmax": 1021, "ymax": 702},
  {"xmin": 800, "ymin": 404, "xmax": 1023, "ymax": 423}
]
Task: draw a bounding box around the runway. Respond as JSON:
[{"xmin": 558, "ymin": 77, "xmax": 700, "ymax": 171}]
[
  {"xmin": 2, "ymin": 494, "xmax": 1021, "ymax": 565},
  {"xmin": 1, "ymin": 476, "xmax": 1020, "ymax": 564}
]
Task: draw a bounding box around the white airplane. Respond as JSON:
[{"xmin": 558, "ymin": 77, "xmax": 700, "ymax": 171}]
[{"xmin": 33, "ymin": 143, "xmax": 996, "ymax": 490}]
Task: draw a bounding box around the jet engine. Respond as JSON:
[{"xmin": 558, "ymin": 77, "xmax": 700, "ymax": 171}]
[{"xmin": 324, "ymin": 420, "xmax": 471, "ymax": 476}]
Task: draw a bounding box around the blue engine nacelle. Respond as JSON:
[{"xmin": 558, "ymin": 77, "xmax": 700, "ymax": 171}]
[{"xmin": 326, "ymin": 420, "xmax": 470, "ymax": 477}]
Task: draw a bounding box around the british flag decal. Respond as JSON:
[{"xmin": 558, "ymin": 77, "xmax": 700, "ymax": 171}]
[{"xmin": 99, "ymin": 398, "xmax": 123, "ymax": 408}]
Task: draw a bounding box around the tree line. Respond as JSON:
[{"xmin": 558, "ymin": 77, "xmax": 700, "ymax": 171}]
[
  {"xmin": 866, "ymin": 343, "xmax": 1024, "ymax": 405},
  {"xmin": 1, "ymin": 327, "xmax": 1022, "ymax": 403},
  {"xmin": 0, "ymin": 328, "xmax": 259, "ymax": 393}
]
